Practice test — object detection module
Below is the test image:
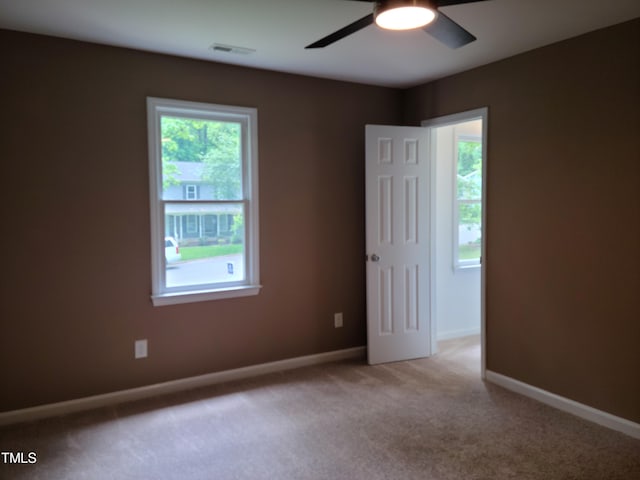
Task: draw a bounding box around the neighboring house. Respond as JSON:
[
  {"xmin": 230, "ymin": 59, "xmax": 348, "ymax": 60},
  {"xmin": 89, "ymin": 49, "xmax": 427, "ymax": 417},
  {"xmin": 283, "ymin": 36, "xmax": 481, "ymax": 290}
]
[{"xmin": 163, "ymin": 161, "xmax": 240, "ymax": 245}]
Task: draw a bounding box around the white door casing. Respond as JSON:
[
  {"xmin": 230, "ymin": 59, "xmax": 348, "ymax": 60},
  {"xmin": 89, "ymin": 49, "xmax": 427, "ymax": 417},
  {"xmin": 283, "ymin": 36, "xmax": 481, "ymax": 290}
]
[
  {"xmin": 365, "ymin": 125, "xmax": 431, "ymax": 365},
  {"xmin": 422, "ymin": 107, "xmax": 488, "ymax": 377},
  {"xmin": 432, "ymin": 121, "xmax": 482, "ymax": 341}
]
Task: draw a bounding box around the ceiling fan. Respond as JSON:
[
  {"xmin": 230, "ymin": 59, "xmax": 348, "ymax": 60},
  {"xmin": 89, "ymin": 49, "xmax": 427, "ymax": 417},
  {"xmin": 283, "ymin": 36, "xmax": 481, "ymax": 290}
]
[{"xmin": 306, "ymin": 0, "xmax": 488, "ymax": 50}]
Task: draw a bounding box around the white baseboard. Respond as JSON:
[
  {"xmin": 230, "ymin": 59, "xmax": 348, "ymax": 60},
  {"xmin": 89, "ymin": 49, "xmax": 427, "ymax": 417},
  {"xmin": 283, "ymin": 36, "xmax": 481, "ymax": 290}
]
[
  {"xmin": 0, "ymin": 346, "xmax": 366, "ymax": 427},
  {"xmin": 437, "ymin": 327, "xmax": 481, "ymax": 341},
  {"xmin": 485, "ymin": 370, "xmax": 640, "ymax": 440}
]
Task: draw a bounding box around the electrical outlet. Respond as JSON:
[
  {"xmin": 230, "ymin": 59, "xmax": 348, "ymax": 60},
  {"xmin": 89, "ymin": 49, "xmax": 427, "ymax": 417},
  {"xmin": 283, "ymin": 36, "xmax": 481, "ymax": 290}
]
[
  {"xmin": 135, "ymin": 339, "xmax": 148, "ymax": 359},
  {"xmin": 334, "ymin": 312, "xmax": 343, "ymax": 328}
]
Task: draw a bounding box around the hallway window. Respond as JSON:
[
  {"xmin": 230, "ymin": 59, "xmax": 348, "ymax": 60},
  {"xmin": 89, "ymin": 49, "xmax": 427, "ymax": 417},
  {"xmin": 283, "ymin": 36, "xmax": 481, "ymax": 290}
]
[{"xmin": 455, "ymin": 138, "xmax": 482, "ymax": 268}]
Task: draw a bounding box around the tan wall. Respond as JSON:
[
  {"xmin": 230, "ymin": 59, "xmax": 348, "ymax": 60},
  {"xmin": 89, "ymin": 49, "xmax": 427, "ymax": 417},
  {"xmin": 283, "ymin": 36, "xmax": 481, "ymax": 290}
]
[
  {"xmin": 404, "ymin": 18, "xmax": 640, "ymax": 422},
  {"xmin": 0, "ymin": 29, "xmax": 401, "ymax": 411}
]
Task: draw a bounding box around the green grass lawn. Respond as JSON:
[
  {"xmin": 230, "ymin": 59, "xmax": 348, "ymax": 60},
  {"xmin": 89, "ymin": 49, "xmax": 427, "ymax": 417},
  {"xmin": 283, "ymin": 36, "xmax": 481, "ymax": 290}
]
[
  {"xmin": 179, "ymin": 244, "xmax": 243, "ymax": 261},
  {"xmin": 459, "ymin": 244, "xmax": 481, "ymax": 260}
]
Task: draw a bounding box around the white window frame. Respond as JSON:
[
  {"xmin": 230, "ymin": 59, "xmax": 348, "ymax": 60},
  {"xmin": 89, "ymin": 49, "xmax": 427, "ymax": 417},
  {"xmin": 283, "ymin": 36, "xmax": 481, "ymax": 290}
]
[
  {"xmin": 147, "ymin": 97, "xmax": 260, "ymax": 306},
  {"xmin": 453, "ymin": 134, "xmax": 482, "ymax": 270},
  {"xmin": 185, "ymin": 184, "xmax": 198, "ymax": 200}
]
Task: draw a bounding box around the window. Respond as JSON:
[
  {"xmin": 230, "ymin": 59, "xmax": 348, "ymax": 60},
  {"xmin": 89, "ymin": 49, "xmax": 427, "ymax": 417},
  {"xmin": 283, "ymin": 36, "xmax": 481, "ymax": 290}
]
[
  {"xmin": 454, "ymin": 137, "xmax": 482, "ymax": 268},
  {"xmin": 185, "ymin": 184, "xmax": 198, "ymax": 200},
  {"xmin": 147, "ymin": 97, "xmax": 260, "ymax": 305},
  {"xmin": 186, "ymin": 215, "xmax": 198, "ymax": 234}
]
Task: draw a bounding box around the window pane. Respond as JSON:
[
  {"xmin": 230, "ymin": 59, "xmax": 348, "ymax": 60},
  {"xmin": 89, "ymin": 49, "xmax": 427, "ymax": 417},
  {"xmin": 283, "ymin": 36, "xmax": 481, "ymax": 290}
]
[
  {"xmin": 457, "ymin": 140, "xmax": 482, "ymax": 200},
  {"xmin": 458, "ymin": 202, "xmax": 482, "ymax": 262},
  {"xmin": 164, "ymin": 203, "xmax": 245, "ymax": 288},
  {"xmin": 457, "ymin": 139, "xmax": 482, "ymax": 265},
  {"xmin": 160, "ymin": 116, "xmax": 242, "ymax": 201}
]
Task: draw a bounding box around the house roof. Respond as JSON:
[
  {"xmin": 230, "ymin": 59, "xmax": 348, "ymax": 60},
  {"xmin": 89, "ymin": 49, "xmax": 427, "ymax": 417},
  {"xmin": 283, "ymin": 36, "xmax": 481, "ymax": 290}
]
[{"xmin": 173, "ymin": 161, "xmax": 204, "ymax": 183}]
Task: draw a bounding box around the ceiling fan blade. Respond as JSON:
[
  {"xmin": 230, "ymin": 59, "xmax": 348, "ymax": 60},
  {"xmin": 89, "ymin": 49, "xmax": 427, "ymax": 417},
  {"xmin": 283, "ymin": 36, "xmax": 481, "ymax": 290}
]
[
  {"xmin": 424, "ymin": 10, "xmax": 476, "ymax": 48},
  {"xmin": 306, "ymin": 13, "xmax": 374, "ymax": 49}
]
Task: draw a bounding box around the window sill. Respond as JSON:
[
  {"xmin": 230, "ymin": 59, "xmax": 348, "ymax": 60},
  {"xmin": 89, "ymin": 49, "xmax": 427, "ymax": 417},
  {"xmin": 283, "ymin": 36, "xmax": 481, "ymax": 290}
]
[
  {"xmin": 454, "ymin": 263, "xmax": 481, "ymax": 272},
  {"xmin": 151, "ymin": 285, "xmax": 261, "ymax": 306}
]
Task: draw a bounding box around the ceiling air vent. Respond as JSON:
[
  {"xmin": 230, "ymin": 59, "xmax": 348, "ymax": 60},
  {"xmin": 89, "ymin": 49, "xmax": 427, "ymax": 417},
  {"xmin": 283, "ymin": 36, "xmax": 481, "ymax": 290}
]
[{"xmin": 210, "ymin": 43, "xmax": 256, "ymax": 55}]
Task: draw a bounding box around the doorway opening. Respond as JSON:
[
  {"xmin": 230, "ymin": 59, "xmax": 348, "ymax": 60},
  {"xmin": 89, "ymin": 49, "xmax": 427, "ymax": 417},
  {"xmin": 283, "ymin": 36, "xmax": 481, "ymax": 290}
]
[{"xmin": 422, "ymin": 108, "xmax": 487, "ymax": 377}]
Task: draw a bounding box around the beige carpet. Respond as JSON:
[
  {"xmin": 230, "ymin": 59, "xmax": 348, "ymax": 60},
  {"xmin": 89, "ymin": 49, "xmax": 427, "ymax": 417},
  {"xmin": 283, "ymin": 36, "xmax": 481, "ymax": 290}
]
[{"xmin": 1, "ymin": 336, "xmax": 639, "ymax": 479}]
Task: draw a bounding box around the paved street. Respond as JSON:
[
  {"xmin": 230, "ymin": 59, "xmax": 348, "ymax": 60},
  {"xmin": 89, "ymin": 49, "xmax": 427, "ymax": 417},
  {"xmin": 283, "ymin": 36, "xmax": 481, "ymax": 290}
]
[{"xmin": 166, "ymin": 254, "xmax": 244, "ymax": 288}]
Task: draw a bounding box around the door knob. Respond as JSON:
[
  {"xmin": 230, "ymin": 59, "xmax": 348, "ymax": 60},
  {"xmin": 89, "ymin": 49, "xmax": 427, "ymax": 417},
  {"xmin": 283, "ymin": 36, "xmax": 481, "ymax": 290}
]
[{"xmin": 371, "ymin": 254, "xmax": 380, "ymax": 262}]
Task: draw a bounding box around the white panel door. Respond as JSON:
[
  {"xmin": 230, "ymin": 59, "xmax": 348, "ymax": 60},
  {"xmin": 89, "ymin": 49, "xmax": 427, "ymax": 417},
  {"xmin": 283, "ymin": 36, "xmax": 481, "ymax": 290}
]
[{"xmin": 365, "ymin": 125, "xmax": 431, "ymax": 365}]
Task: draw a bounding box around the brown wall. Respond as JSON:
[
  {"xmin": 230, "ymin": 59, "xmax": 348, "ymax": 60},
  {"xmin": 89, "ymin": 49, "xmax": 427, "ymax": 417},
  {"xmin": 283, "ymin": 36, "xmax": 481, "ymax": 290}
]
[
  {"xmin": 1, "ymin": 19, "xmax": 639, "ymax": 424},
  {"xmin": 0, "ymin": 29, "xmax": 401, "ymax": 411},
  {"xmin": 403, "ymin": 18, "xmax": 640, "ymax": 422}
]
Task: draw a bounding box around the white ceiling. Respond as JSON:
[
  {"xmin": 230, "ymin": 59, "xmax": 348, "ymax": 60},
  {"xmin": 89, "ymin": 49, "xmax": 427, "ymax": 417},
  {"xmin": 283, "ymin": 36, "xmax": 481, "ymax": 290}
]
[{"xmin": 1, "ymin": 0, "xmax": 639, "ymax": 88}]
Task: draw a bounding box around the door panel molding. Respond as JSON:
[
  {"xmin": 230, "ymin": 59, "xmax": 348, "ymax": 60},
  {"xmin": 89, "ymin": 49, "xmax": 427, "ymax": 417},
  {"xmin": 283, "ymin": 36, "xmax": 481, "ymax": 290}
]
[{"xmin": 366, "ymin": 125, "xmax": 431, "ymax": 365}]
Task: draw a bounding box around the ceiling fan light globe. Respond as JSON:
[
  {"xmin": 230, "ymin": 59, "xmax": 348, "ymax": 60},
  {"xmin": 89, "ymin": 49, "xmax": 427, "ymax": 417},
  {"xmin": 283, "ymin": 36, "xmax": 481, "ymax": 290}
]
[{"xmin": 375, "ymin": 6, "xmax": 436, "ymax": 31}]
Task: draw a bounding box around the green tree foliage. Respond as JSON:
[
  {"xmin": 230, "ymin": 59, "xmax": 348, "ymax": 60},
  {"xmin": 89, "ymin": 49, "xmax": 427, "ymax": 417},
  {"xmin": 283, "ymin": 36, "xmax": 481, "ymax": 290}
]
[
  {"xmin": 161, "ymin": 116, "xmax": 241, "ymax": 198},
  {"xmin": 457, "ymin": 141, "xmax": 482, "ymax": 227},
  {"xmin": 231, "ymin": 213, "xmax": 244, "ymax": 244},
  {"xmin": 201, "ymin": 123, "xmax": 241, "ymax": 200},
  {"xmin": 459, "ymin": 203, "xmax": 482, "ymax": 227},
  {"xmin": 458, "ymin": 140, "xmax": 481, "ymax": 176}
]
